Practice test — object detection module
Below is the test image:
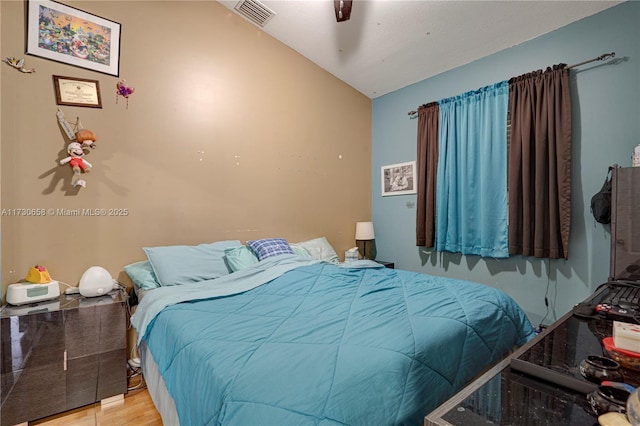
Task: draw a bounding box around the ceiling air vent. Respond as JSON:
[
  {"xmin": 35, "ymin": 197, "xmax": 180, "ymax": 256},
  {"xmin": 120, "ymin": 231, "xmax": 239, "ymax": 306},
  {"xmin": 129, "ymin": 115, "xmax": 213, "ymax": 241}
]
[{"xmin": 234, "ymin": 0, "xmax": 276, "ymax": 27}]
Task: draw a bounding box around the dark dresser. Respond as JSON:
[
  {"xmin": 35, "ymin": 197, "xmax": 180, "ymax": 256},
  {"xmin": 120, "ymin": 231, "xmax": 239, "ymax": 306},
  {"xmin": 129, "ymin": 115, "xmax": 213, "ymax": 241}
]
[{"xmin": 0, "ymin": 292, "xmax": 127, "ymax": 425}]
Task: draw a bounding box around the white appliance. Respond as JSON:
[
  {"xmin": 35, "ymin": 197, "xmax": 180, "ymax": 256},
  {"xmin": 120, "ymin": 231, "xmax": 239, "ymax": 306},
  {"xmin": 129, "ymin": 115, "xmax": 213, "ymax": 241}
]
[
  {"xmin": 6, "ymin": 281, "xmax": 60, "ymax": 305},
  {"xmin": 79, "ymin": 266, "xmax": 113, "ymax": 297}
]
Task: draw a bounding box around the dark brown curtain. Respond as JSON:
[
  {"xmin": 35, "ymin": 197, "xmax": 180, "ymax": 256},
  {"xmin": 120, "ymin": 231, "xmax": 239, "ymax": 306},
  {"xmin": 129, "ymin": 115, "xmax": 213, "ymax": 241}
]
[
  {"xmin": 508, "ymin": 64, "xmax": 572, "ymax": 259},
  {"xmin": 416, "ymin": 102, "xmax": 439, "ymax": 247}
]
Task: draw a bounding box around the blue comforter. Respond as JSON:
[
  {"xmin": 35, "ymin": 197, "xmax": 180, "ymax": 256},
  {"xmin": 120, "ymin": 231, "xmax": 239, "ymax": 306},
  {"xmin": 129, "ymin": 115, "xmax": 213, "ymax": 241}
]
[{"xmin": 133, "ymin": 256, "xmax": 534, "ymax": 425}]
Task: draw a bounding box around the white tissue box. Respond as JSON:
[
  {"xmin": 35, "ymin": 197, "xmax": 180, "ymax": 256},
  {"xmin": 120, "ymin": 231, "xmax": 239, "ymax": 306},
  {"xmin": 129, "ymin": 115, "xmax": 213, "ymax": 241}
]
[
  {"xmin": 613, "ymin": 320, "xmax": 640, "ymax": 353},
  {"xmin": 345, "ymin": 250, "xmax": 359, "ymax": 262}
]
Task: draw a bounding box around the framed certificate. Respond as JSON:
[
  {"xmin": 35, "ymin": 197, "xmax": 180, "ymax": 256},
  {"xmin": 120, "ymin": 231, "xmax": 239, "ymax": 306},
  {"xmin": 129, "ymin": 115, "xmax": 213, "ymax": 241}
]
[{"xmin": 53, "ymin": 75, "xmax": 102, "ymax": 108}]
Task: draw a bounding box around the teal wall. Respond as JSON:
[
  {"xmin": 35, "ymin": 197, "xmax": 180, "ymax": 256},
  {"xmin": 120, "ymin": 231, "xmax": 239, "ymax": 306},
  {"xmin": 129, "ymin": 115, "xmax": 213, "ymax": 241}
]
[{"xmin": 372, "ymin": 1, "xmax": 640, "ymax": 325}]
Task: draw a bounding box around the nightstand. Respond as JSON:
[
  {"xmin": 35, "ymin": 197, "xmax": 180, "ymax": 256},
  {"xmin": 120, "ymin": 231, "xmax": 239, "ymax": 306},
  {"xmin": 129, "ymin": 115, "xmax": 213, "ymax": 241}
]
[
  {"xmin": 0, "ymin": 291, "xmax": 128, "ymax": 425},
  {"xmin": 376, "ymin": 261, "xmax": 395, "ymax": 269}
]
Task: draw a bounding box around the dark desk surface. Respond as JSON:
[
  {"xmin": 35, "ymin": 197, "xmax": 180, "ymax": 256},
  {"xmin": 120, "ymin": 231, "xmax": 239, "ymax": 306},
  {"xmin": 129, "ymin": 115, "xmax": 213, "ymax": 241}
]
[
  {"xmin": 425, "ymin": 286, "xmax": 639, "ymax": 425},
  {"xmin": 1, "ymin": 291, "xmax": 126, "ymax": 319}
]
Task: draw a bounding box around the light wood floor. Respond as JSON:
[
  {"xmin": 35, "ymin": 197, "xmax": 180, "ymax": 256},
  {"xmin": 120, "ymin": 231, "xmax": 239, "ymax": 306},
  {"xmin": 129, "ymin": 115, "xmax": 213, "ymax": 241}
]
[{"xmin": 31, "ymin": 388, "xmax": 162, "ymax": 426}]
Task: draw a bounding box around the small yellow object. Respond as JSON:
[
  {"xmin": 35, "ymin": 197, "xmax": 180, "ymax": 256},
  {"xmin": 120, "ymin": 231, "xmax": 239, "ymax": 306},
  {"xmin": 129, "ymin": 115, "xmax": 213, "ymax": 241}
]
[
  {"xmin": 598, "ymin": 412, "xmax": 631, "ymax": 426},
  {"xmin": 25, "ymin": 265, "xmax": 52, "ymax": 284}
]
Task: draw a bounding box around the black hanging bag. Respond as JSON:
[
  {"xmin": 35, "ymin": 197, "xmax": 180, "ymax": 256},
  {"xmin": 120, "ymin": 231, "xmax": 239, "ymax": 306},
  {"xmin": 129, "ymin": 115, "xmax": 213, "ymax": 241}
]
[{"xmin": 591, "ymin": 166, "xmax": 614, "ymax": 224}]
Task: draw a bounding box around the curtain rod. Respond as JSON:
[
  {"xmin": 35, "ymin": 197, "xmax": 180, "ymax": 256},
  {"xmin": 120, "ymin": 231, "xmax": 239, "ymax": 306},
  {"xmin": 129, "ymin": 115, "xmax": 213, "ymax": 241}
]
[
  {"xmin": 407, "ymin": 52, "xmax": 616, "ymax": 117},
  {"xmin": 567, "ymin": 51, "xmax": 615, "ymax": 69}
]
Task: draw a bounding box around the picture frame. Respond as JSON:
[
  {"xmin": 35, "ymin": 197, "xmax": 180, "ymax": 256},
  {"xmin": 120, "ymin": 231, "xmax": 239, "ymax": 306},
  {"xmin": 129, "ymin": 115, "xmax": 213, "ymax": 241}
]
[
  {"xmin": 53, "ymin": 75, "xmax": 102, "ymax": 108},
  {"xmin": 27, "ymin": 0, "xmax": 121, "ymax": 76},
  {"xmin": 381, "ymin": 161, "xmax": 417, "ymax": 196}
]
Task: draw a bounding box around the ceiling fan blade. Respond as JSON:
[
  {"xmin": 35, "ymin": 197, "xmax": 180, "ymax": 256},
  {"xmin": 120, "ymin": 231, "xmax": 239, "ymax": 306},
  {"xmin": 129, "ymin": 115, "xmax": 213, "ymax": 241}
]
[{"xmin": 334, "ymin": 0, "xmax": 352, "ymax": 22}]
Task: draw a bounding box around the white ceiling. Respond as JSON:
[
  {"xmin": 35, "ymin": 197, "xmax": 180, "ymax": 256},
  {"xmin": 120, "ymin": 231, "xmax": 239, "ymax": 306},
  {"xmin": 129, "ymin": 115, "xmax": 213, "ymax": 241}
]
[{"xmin": 219, "ymin": 0, "xmax": 621, "ymax": 99}]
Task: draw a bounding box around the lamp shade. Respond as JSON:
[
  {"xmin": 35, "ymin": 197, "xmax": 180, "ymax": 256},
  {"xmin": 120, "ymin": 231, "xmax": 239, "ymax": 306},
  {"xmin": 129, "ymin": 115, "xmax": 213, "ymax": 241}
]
[{"xmin": 355, "ymin": 221, "xmax": 375, "ymax": 240}]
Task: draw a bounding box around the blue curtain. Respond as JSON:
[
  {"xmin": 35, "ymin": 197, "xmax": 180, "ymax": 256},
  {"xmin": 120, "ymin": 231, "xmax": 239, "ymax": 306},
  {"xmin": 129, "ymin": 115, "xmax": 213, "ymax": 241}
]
[{"xmin": 435, "ymin": 81, "xmax": 509, "ymax": 258}]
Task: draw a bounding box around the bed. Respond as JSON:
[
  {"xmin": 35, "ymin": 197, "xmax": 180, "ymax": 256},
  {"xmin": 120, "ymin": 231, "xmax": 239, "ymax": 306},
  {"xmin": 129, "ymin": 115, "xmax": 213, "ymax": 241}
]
[{"xmin": 129, "ymin": 238, "xmax": 535, "ymax": 425}]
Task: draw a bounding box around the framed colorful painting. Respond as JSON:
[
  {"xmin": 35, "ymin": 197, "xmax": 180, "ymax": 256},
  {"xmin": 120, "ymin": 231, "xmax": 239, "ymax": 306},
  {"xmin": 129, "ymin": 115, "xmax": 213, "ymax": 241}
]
[{"xmin": 26, "ymin": 0, "xmax": 121, "ymax": 76}]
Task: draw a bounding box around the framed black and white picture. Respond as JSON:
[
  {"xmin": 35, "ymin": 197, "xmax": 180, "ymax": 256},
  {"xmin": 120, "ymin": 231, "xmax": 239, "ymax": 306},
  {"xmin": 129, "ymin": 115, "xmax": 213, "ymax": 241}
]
[
  {"xmin": 27, "ymin": 0, "xmax": 121, "ymax": 76},
  {"xmin": 381, "ymin": 161, "xmax": 416, "ymax": 196}
]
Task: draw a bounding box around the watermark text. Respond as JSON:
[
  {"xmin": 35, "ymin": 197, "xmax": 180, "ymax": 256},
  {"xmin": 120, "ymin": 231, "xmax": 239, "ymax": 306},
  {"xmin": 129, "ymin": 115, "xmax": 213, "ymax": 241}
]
[{"xmin": 1, "ymin": 208, "xmax": 129, "ymax": 217}]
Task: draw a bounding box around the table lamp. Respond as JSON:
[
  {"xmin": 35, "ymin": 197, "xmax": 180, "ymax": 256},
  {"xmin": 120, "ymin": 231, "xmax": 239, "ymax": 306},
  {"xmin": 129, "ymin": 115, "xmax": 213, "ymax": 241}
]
[{"xmin": 355, "ymin": 221, "xmax": 375, "ymax": 260}]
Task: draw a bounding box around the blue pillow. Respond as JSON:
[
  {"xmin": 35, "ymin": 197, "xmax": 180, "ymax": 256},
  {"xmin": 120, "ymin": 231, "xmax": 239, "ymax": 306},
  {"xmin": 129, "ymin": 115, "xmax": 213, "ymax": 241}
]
[
  {"xmin": 124, "ymin": 260, "xmax": 161, "ymax": 290},
  {"xmin": 143, "ymin": 240, "xmax": 242, "ymax": 286},
  {"xmin": 224, "ymin": 246, "xmax": 259, "ymax": 272},
  {"xmin": 246, "ymin": 238, "xmax": 294, "ymax": 261}
]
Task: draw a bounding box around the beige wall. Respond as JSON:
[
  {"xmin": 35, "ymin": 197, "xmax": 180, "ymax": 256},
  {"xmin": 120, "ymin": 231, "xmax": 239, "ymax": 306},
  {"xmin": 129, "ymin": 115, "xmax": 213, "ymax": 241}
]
[{"xmin": 1, "ymin": 1, "xmax": 372, "ymax": 297}]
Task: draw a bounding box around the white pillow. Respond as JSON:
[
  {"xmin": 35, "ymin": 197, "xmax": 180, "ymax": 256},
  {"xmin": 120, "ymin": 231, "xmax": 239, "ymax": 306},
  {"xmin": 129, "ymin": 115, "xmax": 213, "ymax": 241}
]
[{"xmin": 291, "ymin": 237, "xmax": 339, "ymax": 263}]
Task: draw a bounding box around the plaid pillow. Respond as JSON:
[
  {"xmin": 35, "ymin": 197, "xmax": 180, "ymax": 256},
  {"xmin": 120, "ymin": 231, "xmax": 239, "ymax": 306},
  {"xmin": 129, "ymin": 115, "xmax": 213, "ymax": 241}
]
[{"xmin": 246, "ymin": 238, "xmax": 294, "ymax": 260}]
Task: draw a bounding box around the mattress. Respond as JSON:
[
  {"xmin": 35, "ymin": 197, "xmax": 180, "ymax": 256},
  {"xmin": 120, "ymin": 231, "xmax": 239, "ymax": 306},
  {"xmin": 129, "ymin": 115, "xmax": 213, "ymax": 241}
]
[
  {"xmin": 140, "ymin": 340, "xmax": 179, "ymax": 425},
  {"xmin": 132, "ymin": 257, "xmax": 535, "ymax": 425}
]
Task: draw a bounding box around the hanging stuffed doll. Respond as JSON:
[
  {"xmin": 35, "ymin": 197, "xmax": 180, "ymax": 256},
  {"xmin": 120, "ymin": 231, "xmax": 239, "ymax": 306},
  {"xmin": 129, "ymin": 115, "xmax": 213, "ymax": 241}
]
[
  {"xmin": 75, "ymin": 128, "xmax": 97, "ymax": 149},
  {"xmin": 60, "ymin": 142, "xmax": 92, "ymax": 188},
  {"xmin": 56, "ymin": 109, "xmax": 98, "ymax": 149}
]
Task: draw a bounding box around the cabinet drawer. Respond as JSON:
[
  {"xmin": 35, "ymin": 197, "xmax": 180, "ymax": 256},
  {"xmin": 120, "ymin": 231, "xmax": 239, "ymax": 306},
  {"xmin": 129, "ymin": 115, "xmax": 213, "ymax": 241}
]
[
  {"xmin": 65, "ymin": 302, "xmax": 126, "ymax": 359},
  {"xmin": 1, "ymin": 312, "xmax": 64, "ymax": 373},
  {"xmin": 66, "ymin": 355, "xmax": 100, "ymax": 409},
  {"xmin": 1, "ymin": 364, "xmax": 65, "ymax": 425},
  {"xmin": 97, "ymin": 348, "xmax": 127, "ymax": 400}
]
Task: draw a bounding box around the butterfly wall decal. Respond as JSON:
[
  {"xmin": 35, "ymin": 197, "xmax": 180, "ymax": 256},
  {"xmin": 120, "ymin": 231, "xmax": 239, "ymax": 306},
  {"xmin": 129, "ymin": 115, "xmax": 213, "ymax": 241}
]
[{"xmin": 116, "ymin": 79, "xmax": 135, "ymax": 108}]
